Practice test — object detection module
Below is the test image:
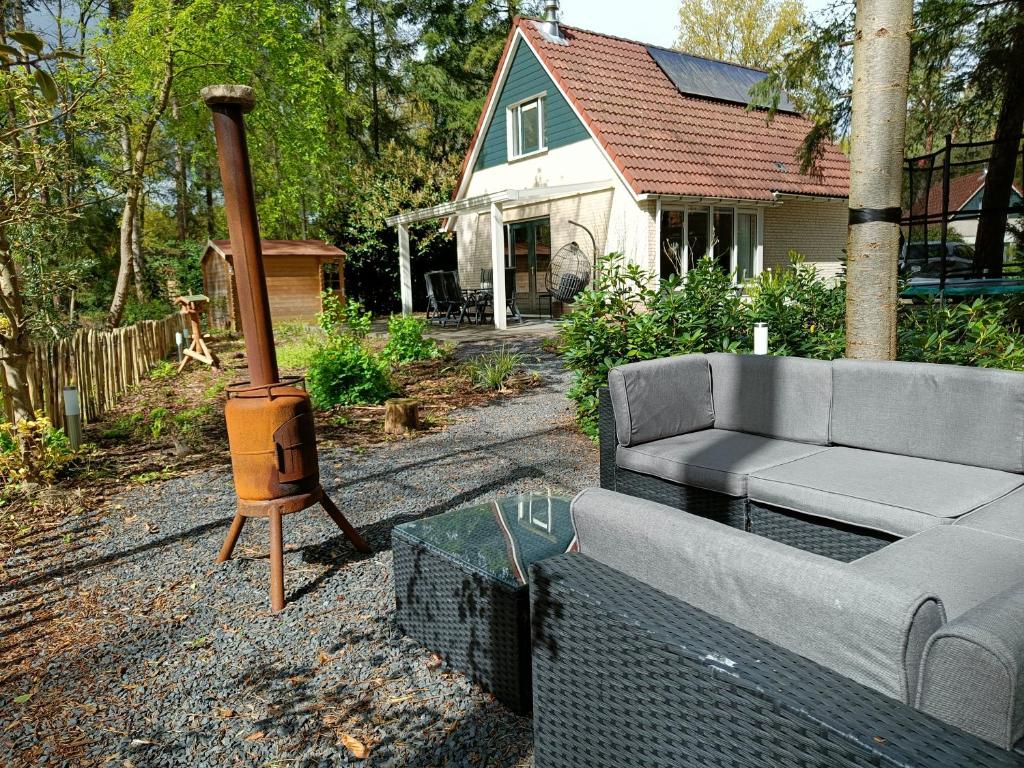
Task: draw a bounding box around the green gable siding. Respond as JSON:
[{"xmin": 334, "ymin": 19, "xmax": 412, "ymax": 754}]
[
  {"xmin": 474, "ymin": 39, "xmax": 590, "ymax": 171},
  {"xmin": 961, "ymin": 186, "xmax": 1024, "ymax": 212}
]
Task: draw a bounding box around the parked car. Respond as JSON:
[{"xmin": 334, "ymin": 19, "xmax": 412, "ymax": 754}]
[{"xmin": 900, "ymin": 241, "xmax": 977, "ymax": 282}]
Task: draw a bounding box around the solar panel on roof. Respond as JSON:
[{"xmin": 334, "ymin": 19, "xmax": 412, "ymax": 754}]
[{"xmin": 646, "ymin": 46, "xmax": 797, "ymax": 112}]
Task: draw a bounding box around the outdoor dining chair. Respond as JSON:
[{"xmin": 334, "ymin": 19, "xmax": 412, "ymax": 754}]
[{"xmin": 478, "ymin": 268, "xmax": 524, "ymax": 324}]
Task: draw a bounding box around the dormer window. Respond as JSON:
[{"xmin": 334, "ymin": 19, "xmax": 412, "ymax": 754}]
[{"xmin": 508, "ymin": 95, "xmax": 545, "ymax": 160}]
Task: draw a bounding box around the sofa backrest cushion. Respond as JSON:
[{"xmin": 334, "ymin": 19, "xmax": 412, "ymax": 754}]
[
  {"xmin": 708, "ymin": 353, "xmax": 833, "ymax": 444},
  {"xmin": 571, "ymin": 488, "xmax": 945, "ymax": 704},
  {"xmin": 607, "ymin": 354, "xmax": 714, "ymax": 447},
  {"xmin": 831, "ymin": 359, "xmax": 1024, "ymax": 473},
  {"xmin": 916, "ymin": 581, "xmax": 1024, "ymax": 749}
]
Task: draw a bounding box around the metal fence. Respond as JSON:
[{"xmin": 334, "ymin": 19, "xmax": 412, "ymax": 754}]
[{"xmin": 902, "ymin": 133, "xmax": 1024, "ymax": 295}]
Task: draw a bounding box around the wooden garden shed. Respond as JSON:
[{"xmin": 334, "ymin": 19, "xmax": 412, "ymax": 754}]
[{"xmin": 201, "ymin": 239, "xmax": 345, "ymax": 330}]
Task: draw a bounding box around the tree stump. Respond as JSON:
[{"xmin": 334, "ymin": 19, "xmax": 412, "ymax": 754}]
[{"xmin": 385, "ymin": 398, "xmax": 420, "ymax": 435}]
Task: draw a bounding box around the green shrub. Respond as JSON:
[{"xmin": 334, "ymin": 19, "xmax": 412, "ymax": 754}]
[
  {"xmin": 560, "ymin": 254, "xmax": 745, "ymax": 436},
  {"xmin": 150, "ymin": 360, "xmax": 177, "ymax": 379},
  {"xmin": 148, "ymin": 407, "xmax": 170, "ymax": 439},
  {"xmin": 319, "ymin": 293, "xmax": 372, "ymax": 339},
  {"xmin": 560, "ymin": 251, "xmax": 1024, "ymax": 436},
  {"xmin": 382, "ymin": 314, "xmax": 441, "ymax": 363},
  {"xmin": 0, "ymin": 415, "xmax": 76, "ymax": 485},
  {"xmin": 101, "ymin": 412, "xmax": 144, "ymax": 440},
  {"xmin": 746, "ymin": 255, "xmax": 847, "ymax": 359},
  {"xmin": 468, "ymin": 346, "xmax": 523, "ymax": 390},
  {"xmin": 122, "ymin": 297, "xmax": 175, "ymax": 325},
  {"xmin": 898, "ymin": 297, "xmax": 1024, "ymax": 369},
  {"xmin": 306, "ymin": 337, "xmax": 394, "ymax": 408}
]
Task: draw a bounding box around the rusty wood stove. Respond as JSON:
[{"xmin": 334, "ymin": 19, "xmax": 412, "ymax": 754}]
[{"xmin": 202, "ymin": 84, "xmax": 370, "ymax": 612}]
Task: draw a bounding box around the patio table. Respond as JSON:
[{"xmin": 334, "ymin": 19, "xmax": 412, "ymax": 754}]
[{"xmin": 392, "ymin": 492, "xmax": 574, "ymax": 714}]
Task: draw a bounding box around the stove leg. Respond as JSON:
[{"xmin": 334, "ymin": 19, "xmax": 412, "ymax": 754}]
[
  {"xmin": 321, "ymin": 492, "xmax": 372, "ymax": 554},
  {"xmin": 217, "ymin": 513, "xmax": 247, "ymax": 562},
  {"xmin": 269, "ymin": 508, "xmax": 285, "ymax": 612}
]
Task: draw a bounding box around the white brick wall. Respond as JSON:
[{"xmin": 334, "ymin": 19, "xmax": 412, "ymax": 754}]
[{"xmin": 763, "ymin": 198, "xmax": 847, "ymax": 278}]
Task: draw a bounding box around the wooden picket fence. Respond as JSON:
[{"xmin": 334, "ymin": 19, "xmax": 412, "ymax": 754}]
[{"xmin": 19, "ymin": 314, "xmax": 186, "ymax": 429}]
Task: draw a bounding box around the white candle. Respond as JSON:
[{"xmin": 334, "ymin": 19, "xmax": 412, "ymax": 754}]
[{"xmin": 754, "ymin": 323, "xmax": 769, "ymax": 355}]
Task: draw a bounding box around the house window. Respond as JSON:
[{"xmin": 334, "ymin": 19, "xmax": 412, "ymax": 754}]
[
  {"xmin": 660, "ymin": 210, "xmax": 684, "ymax": 278},
  {"xmin": 509, "ymin": 96, "xmax": 544, "ymax": 159},
  {"xmin": 736, "ymin": 211, "xmax": 757, "ymax": 281},
  {"xmin": 659, "ymin": 205, "xmax": 762, "ymax": 282},
  {"xmin": 322, "ymin": 261, "xmax": 342, "ymax": 292}
]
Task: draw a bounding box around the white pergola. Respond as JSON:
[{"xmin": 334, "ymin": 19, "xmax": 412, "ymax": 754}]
[{"xmin": 385, "ymin": 182, "xmax": 611, "ymax": 329}]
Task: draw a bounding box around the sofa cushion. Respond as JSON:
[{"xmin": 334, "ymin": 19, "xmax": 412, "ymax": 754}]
[
  {"xmin": 851, "ymin": 526, "xmax": 1024, "ymax": 619},
  {"xmin": 616, "ymin": 429, "xmax": 828, "ymax": 497},
  {"xmin": 707, "ymin": 353, "xmax": 832, "ymax": 445},
  {"xmin": 570, "ymin": 488, "xmax": 945, "ymax": 704},
  {"xmin": 748, "ymin": 447, "xmax": 1024, "ymax": 538},
  {"xmin": 916, "ymin": 582, "xmax": 1024, "ymax": 749},
  {"xmin": 607, "ymin": 354, "xmax": 714, "ymax": 447},
  {"xmin": 831, "ymin": 358, "xmax": 1024, "ymax": 473},
  {"xmin": 956, "ymin": 486, "xmax": 1024, "ymax": 542}
]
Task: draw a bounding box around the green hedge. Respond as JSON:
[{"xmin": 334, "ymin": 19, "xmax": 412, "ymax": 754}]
[{"xmin": 560, "ymin": 253, "xmax": 1024, "ymax": 436}]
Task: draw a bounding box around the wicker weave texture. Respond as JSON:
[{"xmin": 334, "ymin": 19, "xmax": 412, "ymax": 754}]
[
  {"xmin": 614, "ymin": 467, "xmax": 750, "ymax": 530},
  {"xmin": 530, "ymin": 553, "xmax": 1024, "ymax": 768},
  {"xmin": 393, "ymin": 529, "xmax": 532, "ymax": 714},
  {"xmin": 748, "ymin": 501, "xmax": 896, "ymax": 562}
]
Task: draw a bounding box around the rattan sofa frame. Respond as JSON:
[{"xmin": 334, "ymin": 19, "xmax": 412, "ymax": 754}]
[{"xmin": 530, "ymin": 553, "xmax": 1024, "ymax": 767}]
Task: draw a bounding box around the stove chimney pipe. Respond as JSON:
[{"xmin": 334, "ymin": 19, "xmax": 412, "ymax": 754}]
[
  {"xmin": 201, "ymin": 84, "xmax": 279, "ymax": 387},
  {"xmin": 542, "ymin": 0, "xmax": 562, "ymax": 39}
]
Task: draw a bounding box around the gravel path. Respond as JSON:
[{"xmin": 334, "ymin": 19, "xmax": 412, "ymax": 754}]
[{"xmin": 1, "ymin": 340, "xmax": 597, "ymax": 767}]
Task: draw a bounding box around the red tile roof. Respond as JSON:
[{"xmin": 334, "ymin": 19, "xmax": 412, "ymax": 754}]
[
  {"xmin": 912, "ymin": 169, "xmax": 1023, "ymax": 218},
  {"xmin": 466, "ymin": 19, "xmax": 850, "ymax": 202}
]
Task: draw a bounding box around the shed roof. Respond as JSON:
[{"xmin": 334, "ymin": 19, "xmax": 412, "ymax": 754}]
[{"xmin": 206, "ymin": 239, "xmax": 345, "ymax": 260}]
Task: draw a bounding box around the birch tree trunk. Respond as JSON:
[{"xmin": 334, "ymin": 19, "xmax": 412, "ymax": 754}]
[
  {"xmin": 845, "ymin": 0, "xmax": 914, "ymax": 360},
  {"xmin": 107, "ymin": 50, "xmax": 176, "ymax": 328},
  {"xmin": 108, "ymin": 179, "xmax": 139, "ymax": 328},
  {"xmin": 132, "ymin": 192, "xmax": 145, "ymax": 300}
]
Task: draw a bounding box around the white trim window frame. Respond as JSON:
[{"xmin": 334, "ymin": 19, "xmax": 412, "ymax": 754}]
[
  {"xmin": 506, "ymin": 93, "xmax": 547, "ymax": 162},
  {"xmin": 658, "ymin": 203, "xmax": 764, "ymax": 282}
]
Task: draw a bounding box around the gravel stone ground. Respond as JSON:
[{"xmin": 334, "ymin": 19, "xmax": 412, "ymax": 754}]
[{"xmin": 1, "ymin": 339, "xmax": 597, "ymax": 767}]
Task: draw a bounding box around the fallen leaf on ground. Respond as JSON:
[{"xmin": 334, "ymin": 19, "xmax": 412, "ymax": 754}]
[
  {"xmin": 341, "ymin": 734, "xmax": 369, "ymax": 759},
  {"xmin": 245, "ymin": 731, "xmax": 265, "ymax": 741},
  {"xmin": 215, "ymin": 707, "xmax": 234, "ymax": 718}
]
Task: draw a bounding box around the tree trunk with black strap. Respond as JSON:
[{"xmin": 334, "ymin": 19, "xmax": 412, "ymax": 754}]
[{"xmin": 845, "ymin": 0, "xmax": 914, "ymax": 360}]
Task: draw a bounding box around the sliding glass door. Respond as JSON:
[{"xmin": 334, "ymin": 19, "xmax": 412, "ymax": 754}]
[{"xmin": 505, "ymin": 218, "xmax": 551, "ymax": 315}]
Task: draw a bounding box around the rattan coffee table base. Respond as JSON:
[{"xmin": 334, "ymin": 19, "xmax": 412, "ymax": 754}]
[{"xmin": 393, "ymin": 530, "xmax": 532, "ymax": 714}]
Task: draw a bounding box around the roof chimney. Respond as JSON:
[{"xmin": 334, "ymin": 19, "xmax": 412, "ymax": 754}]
[{"xmin": 542, "ymin": 0, "xmax": 562, "ymax": 39}]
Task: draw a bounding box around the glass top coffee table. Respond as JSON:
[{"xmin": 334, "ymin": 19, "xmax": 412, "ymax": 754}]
[{"xmin": 393, "ymin": 492, "xmax": 574, "ymax": 715}]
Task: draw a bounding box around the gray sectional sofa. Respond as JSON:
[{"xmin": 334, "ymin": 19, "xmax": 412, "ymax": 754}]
[
  {"xmin": 601, "ymin": 352, "xmax": 1024, "ymax": 558},
  {"xmin": 529, "ymin": 353, "xmax": 1024, "ymax": 767}
]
